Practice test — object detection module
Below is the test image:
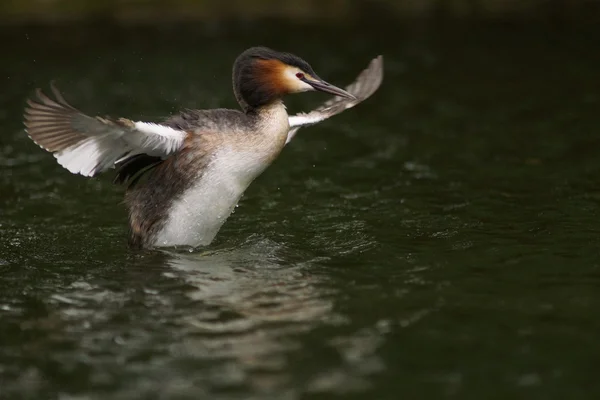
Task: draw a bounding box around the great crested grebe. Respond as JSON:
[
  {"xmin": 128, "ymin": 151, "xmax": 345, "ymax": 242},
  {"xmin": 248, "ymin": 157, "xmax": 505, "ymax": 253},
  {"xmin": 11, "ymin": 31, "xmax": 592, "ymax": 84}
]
[{"xmin": 23, "ymin": 47, "xmax": 384, "ymax": 249}]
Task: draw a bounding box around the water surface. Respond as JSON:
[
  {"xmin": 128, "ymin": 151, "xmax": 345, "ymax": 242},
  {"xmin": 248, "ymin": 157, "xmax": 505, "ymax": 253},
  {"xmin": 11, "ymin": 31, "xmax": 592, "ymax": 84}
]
[{"xmin": 1, "ymin": 21, "xmax": 600, "ymax": 399}]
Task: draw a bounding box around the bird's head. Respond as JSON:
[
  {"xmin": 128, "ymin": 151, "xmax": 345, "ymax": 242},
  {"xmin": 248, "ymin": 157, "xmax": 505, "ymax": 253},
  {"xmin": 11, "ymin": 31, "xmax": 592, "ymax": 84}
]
[{"xmin": 233, "ymin": 46, "xmax": 355, "ymax": 112}]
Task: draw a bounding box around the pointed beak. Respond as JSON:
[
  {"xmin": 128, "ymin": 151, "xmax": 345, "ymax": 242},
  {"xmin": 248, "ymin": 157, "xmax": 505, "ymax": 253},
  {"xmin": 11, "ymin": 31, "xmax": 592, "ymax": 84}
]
[{"xmin": 302, "ymin": 77, "xmax": 356, "ymax": 100}]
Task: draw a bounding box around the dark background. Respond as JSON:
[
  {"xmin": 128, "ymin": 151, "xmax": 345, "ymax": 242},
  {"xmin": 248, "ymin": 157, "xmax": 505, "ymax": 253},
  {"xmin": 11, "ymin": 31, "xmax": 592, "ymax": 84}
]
[{"xmin": 2, "ymin": 1, "xmax": 600, "ymax": 400}]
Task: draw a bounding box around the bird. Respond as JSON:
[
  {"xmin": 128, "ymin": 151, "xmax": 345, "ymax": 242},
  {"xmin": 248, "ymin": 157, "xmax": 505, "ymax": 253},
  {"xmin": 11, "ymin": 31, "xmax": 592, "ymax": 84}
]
[{"xmin": 23, "ymin": 46, "xmax": 384, "ymax": 249}]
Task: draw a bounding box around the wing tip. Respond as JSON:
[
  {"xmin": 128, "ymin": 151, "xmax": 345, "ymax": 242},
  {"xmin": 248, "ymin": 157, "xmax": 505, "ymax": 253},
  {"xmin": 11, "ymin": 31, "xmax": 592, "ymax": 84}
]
[
  {"xmin": 23, "ymin": 81, "xmax": 78, "ymax": 117},
  {"xmin": 22, "ymin": 83, "xmax": 88, "ymax": 153},
  {"xmin": 369, "ymin": 54, "xmax": 384, "ymax": 80},
  {"xmin": 342, "ymin": 54, "xmax": 384, "ymax": 104}
]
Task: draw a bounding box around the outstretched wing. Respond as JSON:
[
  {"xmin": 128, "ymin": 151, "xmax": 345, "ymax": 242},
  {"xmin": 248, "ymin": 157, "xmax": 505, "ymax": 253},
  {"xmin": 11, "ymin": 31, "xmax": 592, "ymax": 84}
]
[
  {"xmin": 286, "ymin": 55, "xmax": 384, "ymax": 144},
  {"xmin": 23, "ymin": 84, "xmax": 187, "ymax": 177}
]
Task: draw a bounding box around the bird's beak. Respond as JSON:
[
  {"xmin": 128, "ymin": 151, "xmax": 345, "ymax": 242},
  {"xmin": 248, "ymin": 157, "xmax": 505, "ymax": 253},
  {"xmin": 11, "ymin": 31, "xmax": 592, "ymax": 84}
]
[{"xmin": 302, "ymin": 77, "xmax": 356, "ymax": 100}]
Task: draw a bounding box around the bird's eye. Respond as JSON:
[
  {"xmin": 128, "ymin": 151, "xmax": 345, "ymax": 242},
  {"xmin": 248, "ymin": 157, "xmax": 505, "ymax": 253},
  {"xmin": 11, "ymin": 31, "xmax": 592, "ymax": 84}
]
[{"xmin": 296, "ymin": 72, "xmax": 305, "ymax": 79}]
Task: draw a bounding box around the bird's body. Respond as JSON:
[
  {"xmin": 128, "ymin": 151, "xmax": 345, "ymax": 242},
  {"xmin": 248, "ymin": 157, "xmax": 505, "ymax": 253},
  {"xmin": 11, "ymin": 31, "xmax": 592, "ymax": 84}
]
[
  {"xmin": 126, "ymin": 103, "xmax": 289, "ymax": 248},
  {"xmin": 23, "ymin": 47, "xmax": 383, "ymax": 249}
]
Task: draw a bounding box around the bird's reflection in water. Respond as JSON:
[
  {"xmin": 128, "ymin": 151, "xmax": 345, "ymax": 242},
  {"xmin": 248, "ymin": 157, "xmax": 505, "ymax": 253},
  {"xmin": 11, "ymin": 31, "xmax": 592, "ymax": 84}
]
[
  {"xmin": 161, "ymin": 238, "xmax": 337, "ymax": 383},
  {"xmin": 20, "ymin": 237, "xmax": 384, "ymax": 397}
]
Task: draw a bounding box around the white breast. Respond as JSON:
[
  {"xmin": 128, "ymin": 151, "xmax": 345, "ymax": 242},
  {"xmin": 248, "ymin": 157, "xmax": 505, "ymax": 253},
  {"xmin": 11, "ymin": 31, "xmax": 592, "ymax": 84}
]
[{"xmin": 153, "ymin": 103, "xmax": 289, "ymax": 248}]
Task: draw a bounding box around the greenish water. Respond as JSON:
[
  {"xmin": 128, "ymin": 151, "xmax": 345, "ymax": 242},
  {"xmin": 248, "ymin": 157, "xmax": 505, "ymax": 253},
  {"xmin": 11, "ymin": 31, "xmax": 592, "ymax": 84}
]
[{"xmin": 1, "ymin": 21, "xmax": 600, "ymax": 399}]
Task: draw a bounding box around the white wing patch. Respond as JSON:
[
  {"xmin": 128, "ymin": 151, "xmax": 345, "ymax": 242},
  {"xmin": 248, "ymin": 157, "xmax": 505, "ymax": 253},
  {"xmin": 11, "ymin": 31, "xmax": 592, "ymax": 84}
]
[
  {"xmin": 52, "ymin": 122, "xmax": 187, "ymax": 177},
  {"xmin": 54, "ymin": 135, "xmax": 125, "ymax": 177},
  {"xmin": 130, "ymin": 122, "xmax": 187, "ymax": 155},
  {"xmin": 288, "ymin": 113, "xmax": 326, "ymax": 129}
]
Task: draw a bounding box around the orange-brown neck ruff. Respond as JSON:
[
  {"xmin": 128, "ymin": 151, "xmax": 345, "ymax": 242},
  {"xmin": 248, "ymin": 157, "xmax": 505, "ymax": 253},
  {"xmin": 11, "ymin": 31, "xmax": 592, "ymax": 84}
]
[
  {"xmin": 234, "ymin": 58, "xmax": 290, "ymax": 111},
  {"xmin": 254, "ymin": 58, "xmax": 289, "ymax": 97}
]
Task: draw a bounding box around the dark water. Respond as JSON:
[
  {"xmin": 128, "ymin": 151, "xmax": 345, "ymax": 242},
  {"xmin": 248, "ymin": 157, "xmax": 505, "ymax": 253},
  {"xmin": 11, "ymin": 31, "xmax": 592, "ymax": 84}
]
[{"xmin": 1, "ymin": 21, "xmax": 600, "ymax": 399}]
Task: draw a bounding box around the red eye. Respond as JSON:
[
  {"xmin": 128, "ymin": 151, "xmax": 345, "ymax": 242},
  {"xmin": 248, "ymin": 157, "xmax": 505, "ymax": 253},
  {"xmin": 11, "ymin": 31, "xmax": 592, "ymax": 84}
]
[{"xmin": 296, "ymin": 72, "xmax": 305, "ymax": 79}]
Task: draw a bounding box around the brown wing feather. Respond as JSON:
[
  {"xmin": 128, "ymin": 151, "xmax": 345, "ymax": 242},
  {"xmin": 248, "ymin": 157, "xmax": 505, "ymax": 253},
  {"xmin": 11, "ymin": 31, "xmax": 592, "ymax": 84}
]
[{"xmin": 23, "ymin": 83, "xmax": 128, "ymax": 153}]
